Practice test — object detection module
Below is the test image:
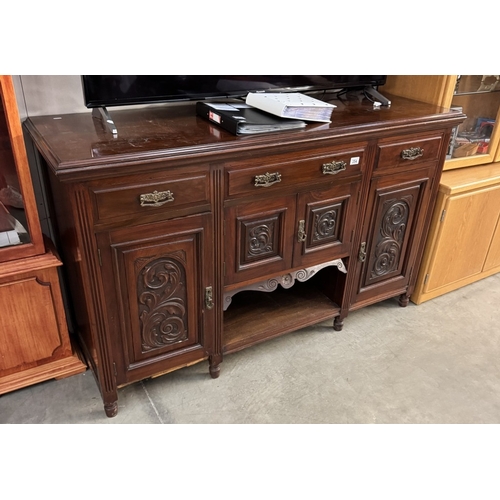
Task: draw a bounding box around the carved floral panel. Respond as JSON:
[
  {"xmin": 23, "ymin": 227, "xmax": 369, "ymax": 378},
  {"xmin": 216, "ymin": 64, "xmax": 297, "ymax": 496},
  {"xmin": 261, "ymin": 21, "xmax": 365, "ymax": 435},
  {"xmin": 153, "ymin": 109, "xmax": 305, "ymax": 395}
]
[{"xmin": 136, "ymin": 253, "xmax": 188, "ymax": 352}]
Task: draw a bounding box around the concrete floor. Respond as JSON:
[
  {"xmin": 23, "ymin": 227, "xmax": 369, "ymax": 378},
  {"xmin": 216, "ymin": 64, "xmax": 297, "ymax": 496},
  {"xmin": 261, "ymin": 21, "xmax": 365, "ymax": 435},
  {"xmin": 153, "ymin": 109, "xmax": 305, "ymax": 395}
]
[{"xmin": 1, "ymin": 273, "xmax": 500, "ymax": 424}]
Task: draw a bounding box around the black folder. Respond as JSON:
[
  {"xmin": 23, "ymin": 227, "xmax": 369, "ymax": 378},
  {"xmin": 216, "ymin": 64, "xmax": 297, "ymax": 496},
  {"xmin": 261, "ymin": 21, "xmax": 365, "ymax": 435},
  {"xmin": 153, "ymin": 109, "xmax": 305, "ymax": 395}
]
[{"xmin": 196, "ymin": 101, "xmax": 306, "ymax": 136}]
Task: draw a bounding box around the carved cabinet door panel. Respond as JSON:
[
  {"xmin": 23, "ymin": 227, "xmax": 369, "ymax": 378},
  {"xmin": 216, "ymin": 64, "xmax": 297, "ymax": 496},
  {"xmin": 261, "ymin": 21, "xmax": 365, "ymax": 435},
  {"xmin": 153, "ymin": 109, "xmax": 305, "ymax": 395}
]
[
  {"xmin": 292, "ymin": 179, "xmax": 361, "ymax": 269},
  {"xmin": 224, "ymin": 195, "xmax": 296, "ymax": 286},
  {"xmin": 97, "ymin": 213, "xmax": 214, "ymax": 386},
  {"xmin": 351, "ymin": 166, "xmax": 436, "ymax": 308}
]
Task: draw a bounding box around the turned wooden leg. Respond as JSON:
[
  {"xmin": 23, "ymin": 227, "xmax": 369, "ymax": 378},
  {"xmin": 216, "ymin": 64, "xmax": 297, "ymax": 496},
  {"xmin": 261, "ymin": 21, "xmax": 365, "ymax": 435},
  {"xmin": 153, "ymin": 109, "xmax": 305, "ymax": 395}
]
[
  {"xmin": 209, "ymin": 354, "xmax": 222, "ymax": 379},
  {"xmin": 102, "ymin": 387, "xmax": 119, "ymax": 418},
  {"xmin": 104, "ymin": 401, "xmax": 118, "ymax": 418},
  {"xmin": 398, "ymin": 292, "xmax": 410, "ymax": 307},
  {"xmin": 333, "ymin": 315, "xmax": 344, "ymax": 331}
]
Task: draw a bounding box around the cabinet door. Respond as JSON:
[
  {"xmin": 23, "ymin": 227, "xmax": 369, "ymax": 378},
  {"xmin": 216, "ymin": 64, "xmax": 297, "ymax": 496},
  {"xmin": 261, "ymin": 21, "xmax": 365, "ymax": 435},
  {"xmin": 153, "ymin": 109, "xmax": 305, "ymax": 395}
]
[
  {"xmin": 425, "ymin": 184, "xmax": 500, "ymax": 288},
  {"xmin": 97, "ymin": 213, "xmax": 214, "ymax": 386},
  {"xmin": 352, "ymin": 167, "xmax": 435, "ymax": 308},
  {"xmin": 484, "ymin": 215, "xmax": 500, "ymax": 272},
  {"xmin": 224, "ymin": 195, "xmax": 296, "ymax": 285},
  {"xmin": 292, "ymin": 180, "xmax": 360, "ymax": 269}
]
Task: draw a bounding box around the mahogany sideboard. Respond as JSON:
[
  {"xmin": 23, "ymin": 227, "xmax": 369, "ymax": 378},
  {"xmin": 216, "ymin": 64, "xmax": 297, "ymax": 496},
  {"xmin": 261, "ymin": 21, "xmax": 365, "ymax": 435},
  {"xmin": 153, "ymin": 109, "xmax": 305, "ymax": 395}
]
[{"xmin": 23, "ymin": 95, "xmax": 464, "ymax": 417}]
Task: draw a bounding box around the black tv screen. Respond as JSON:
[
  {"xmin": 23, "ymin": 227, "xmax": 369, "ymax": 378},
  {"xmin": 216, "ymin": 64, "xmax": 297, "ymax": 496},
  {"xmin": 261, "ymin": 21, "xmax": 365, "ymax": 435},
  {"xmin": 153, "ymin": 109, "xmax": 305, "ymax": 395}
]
[{"xmin": 82, "ymin": 75, "xmax": 387, "ymax": 108}]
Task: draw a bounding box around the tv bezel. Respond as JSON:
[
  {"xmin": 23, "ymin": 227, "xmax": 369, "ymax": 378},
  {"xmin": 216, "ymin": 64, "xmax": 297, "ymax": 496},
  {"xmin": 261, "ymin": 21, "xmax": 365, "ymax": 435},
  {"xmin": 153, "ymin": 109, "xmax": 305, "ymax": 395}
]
[{"xmin": 81, "ymin": 75, "xmax": 387, "ymax": 109}]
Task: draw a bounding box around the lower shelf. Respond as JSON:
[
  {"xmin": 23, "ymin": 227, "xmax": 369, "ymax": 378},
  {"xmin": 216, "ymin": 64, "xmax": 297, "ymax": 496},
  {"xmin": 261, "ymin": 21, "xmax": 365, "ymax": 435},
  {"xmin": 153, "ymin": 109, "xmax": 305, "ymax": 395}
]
[{"xmin": 223, "ymin": 280, "xmax": 339, "ymax": 354}]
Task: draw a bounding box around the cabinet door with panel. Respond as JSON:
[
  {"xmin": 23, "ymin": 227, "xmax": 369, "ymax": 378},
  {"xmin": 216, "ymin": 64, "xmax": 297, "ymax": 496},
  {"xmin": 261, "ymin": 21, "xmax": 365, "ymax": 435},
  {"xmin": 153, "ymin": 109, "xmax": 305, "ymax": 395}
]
[
  {"xmin": 350, "ymin": 131, "xmax": 446, "ymax": 309},
  {"xmin": 351, "ymin": 165, "xmax": 437, "ymax": 309},
  {"xmin": 224, "ymin": 194, "xmax": 296, "ymax": 286},
  {"xmin": 483, "ymin": 216, "xmax": 500, "ymax": 272},
  {"xmin": 411, "ymin": 164, "xmax": 500, "ymax": 304},
  {"xmin": 96, "ymin": 213, "xmax": 217, "ymax": 397},
  {"xmin": 224, "ymin": 179, "xmax": 361, "ymax": 287},
  {"xmin": 384, "ymin": 75, "xmax": 500, "ymax": 303},
  {"xmin": 292, "ymin": 180, "xmax": 360, "ymax": 269}
]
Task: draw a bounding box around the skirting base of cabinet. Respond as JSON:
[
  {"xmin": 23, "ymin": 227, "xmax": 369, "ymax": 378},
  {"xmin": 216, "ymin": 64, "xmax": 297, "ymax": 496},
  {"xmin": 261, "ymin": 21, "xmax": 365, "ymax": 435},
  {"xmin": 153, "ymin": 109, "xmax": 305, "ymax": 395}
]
[
  {"xmin": 411, "ymin": 266, "xmax": 500, "ymax": 304},
  {"xmin": 0, "ymin": 352, "xmax": 87, "ymax": 395}
]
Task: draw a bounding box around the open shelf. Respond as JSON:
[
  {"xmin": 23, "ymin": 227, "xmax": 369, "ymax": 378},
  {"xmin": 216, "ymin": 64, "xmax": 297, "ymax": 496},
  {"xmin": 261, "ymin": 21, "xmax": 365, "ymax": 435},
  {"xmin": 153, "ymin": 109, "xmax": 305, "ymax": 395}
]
[{"xmin": 223, "ymin": 279, "xmax": 340, "ymax": 354}]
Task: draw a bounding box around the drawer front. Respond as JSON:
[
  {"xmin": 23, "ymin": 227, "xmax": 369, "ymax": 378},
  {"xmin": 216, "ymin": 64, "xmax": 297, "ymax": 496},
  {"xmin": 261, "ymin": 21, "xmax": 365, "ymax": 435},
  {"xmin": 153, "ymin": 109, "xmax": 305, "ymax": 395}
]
[
  {"xmin": 90, "ymin": 170, "xmax": 210, "ymax": 224},
  {"xmin": 225, "ymin": 145, "xmax": 367, "ymax": 198},
  {"xmin": 376, "ymin": 134, "xmax": 443, "ymax": 173}
]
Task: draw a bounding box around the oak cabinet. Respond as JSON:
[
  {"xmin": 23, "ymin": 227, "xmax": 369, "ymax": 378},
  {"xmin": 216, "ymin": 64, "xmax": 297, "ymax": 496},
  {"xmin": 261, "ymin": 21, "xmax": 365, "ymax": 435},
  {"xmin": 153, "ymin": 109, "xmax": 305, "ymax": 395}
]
[
  {"xmin": 23, "ymin": 95, "xmax": 462, "ymax": 416},
  {"xmin": 411, "ymin": 163, "xmax": 500, "ymax": 303}
]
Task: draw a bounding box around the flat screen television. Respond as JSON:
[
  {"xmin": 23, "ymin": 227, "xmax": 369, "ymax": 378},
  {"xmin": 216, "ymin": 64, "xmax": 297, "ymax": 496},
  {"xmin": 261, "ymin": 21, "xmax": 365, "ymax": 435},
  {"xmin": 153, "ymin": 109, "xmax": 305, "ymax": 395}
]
[{"xmin": 81, "ymin": 75, "xmax": 387, "ymax": 108}]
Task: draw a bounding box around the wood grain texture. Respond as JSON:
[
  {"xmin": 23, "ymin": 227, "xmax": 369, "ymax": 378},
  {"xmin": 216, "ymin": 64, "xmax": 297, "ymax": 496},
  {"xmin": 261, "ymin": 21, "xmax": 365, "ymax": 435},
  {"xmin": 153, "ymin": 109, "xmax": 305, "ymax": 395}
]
[
  {"xmin": 23, "ymin": 95, "xmax": 463, "ymax": 416},
  {"xmin": 411, "ymin": 163, "xmax": 500, "ymax": 304},
  {"xmin": 0, "ymin": 76, "xmax": 86, "ymax": 394}
]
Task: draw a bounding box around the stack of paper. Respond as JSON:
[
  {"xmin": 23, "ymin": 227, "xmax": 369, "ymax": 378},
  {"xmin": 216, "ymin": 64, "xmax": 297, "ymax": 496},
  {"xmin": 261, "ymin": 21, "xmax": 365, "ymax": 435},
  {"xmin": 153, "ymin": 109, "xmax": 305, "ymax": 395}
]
[{"xmin": 246, "ymin": 92, "xmax": 336, "ymax": 123}]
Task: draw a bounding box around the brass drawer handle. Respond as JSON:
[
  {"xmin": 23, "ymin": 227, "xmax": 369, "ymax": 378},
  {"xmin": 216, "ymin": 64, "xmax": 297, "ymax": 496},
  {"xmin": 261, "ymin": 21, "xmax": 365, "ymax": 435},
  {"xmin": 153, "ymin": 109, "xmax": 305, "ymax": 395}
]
[
  {"xmin": 297, "ymin": 220, "xmax": 307, "ymax": 242},
  {"xmin": 322, "ymin": 160, "xmax": 347, "ymax": 175},
  {"xmin": 254, "ymin": 172, "xmax": 282, "ymax": 187},
  {"xmin": 401, "ymin": 147, "xmax": 424, "ymax": 160},
  {"xmin": 139, "ymin": 190, "xmax": 174, "ymax": 207}
]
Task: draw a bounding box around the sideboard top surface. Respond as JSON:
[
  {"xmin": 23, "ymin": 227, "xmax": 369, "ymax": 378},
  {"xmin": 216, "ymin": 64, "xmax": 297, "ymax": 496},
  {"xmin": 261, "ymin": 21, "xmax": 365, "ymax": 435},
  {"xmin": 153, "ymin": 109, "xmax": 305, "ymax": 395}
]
[{"xmin": 24, "ymin": 95, "xmax": 465, "ymax": 179}]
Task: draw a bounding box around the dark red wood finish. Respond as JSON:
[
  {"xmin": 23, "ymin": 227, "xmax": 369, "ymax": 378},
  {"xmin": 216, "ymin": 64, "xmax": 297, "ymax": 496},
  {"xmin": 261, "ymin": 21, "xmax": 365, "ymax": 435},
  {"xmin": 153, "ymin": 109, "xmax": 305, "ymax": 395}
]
[{"xmin": 24, "ymin": 95, "xmax": 465, "ymax": 416}]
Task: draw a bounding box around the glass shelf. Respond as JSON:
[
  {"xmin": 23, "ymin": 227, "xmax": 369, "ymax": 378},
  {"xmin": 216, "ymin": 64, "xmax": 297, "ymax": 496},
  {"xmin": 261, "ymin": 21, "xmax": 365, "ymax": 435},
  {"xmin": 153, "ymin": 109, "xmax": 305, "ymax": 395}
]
[{"xmin": 454, "ymin": 75, "xmax": 500, "ymax": 95}]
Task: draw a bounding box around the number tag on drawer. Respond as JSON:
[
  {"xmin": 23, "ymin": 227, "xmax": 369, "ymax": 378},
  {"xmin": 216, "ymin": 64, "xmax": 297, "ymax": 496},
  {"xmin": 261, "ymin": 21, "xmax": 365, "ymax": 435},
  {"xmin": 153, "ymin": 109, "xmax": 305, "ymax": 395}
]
[{"xmin": 350, "ymin": 157, "xmax": 360, "ymax": 165}]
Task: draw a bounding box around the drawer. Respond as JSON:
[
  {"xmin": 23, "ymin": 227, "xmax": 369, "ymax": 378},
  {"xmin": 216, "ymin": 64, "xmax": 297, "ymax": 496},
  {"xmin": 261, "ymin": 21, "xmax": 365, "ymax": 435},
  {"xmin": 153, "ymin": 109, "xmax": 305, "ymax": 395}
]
[
  {"xmin": 376, "ymin": 133, "xmax": 444, "ymax": 172},
  {"xmin": 90, "ymin": 170, "xmax": 210, "ymax": 223},
  {"xmin": 225, "ymin": 145, "xmax": 366, "ymax": 198}
]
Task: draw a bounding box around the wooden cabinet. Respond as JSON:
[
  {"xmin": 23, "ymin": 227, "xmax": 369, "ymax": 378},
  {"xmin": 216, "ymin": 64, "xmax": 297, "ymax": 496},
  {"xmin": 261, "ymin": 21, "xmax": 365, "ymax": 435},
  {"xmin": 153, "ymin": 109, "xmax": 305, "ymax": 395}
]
[
  {"xmin": 384, "ymin": 75, "xmax": 500, "ymax": 170},
  {"xmin": 223, "ymin": 147, "xmax": 364, "ymax": 348},
  {"xmin": 23, "ymin": 94, "xmax": 463, "ymax": 416},
  {"xmin": 0, "ymin": 75, "xmax": 85, "ymax": 395},
  {"xmin": 97, "ymin": 213, "xmax": 216, "ymax": 388},
  {"xmin": 411, "ymin": 163, "xmax": 500, "ymax": 303},
  {"xmin": 384, "ymin": 75, "xmax": 500, "ymax": 303},
  {"xmin": 350, "ymin": 132, "xmax": 446, "ymax": 309}
]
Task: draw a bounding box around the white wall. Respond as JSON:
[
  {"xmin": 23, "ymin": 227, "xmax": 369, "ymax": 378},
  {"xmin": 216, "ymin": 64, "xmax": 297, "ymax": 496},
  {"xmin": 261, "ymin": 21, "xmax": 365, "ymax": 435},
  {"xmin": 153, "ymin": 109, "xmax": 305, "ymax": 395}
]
[{"xmin": 15, "ymin": 75, "xmax": 87, "ymax": 118}]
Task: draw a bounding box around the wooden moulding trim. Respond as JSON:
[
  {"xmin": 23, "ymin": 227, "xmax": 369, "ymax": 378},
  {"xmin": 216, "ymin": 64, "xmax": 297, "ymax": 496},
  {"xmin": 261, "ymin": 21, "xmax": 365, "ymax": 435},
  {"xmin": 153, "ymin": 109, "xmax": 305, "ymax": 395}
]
[{"xmin": 0, "ymin": 354, "xmax": 87, "ymax": 395}]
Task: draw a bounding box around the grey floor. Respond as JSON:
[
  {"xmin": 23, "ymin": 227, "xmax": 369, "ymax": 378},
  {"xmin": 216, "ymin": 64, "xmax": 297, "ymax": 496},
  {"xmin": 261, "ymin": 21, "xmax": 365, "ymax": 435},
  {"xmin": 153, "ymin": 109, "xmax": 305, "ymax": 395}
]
[{"xmin": 2, "ymin": 273, "xmax": 500, "ymax": 424}]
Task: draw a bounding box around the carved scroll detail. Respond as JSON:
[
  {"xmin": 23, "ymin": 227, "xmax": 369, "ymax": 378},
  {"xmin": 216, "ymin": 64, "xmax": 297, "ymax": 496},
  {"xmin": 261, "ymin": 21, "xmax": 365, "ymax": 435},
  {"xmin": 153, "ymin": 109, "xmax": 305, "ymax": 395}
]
[
  {"xmin": 223, "ymin": 259, "xmax": 346, "ymax": 310},
  {"xmin": 137, "ymin": 256, "xmax": 188, "ymax": 351},
  {"xmin": 370, "ymin": 200, "xmax": 409, "ymax": 279},
  {"xmin": 314, "ymin": 209, "xmax": 337, "ymax": 241},
  {"xmin": 247, "ymin": 222, "xmax": 275, "ymax": 257}
]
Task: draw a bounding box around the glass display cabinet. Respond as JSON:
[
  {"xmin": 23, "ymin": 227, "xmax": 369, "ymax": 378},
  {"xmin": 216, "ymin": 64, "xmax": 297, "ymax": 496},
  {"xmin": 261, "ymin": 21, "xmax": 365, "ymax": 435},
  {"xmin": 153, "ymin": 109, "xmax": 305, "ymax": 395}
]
[
  {"xmin": 384, "ymin": 75, "xmax": 500, "ymax": 303},
  {"xmin": 0, "ymin": 75, "xmax": 44, "ymax": 260},
  {"xmin": 0, "ymin": 75, "xmax": 86, "ymax": 395},
  {"xmin": 447, "ymin": 75, "xmax": 500, "ymax": 167}
]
